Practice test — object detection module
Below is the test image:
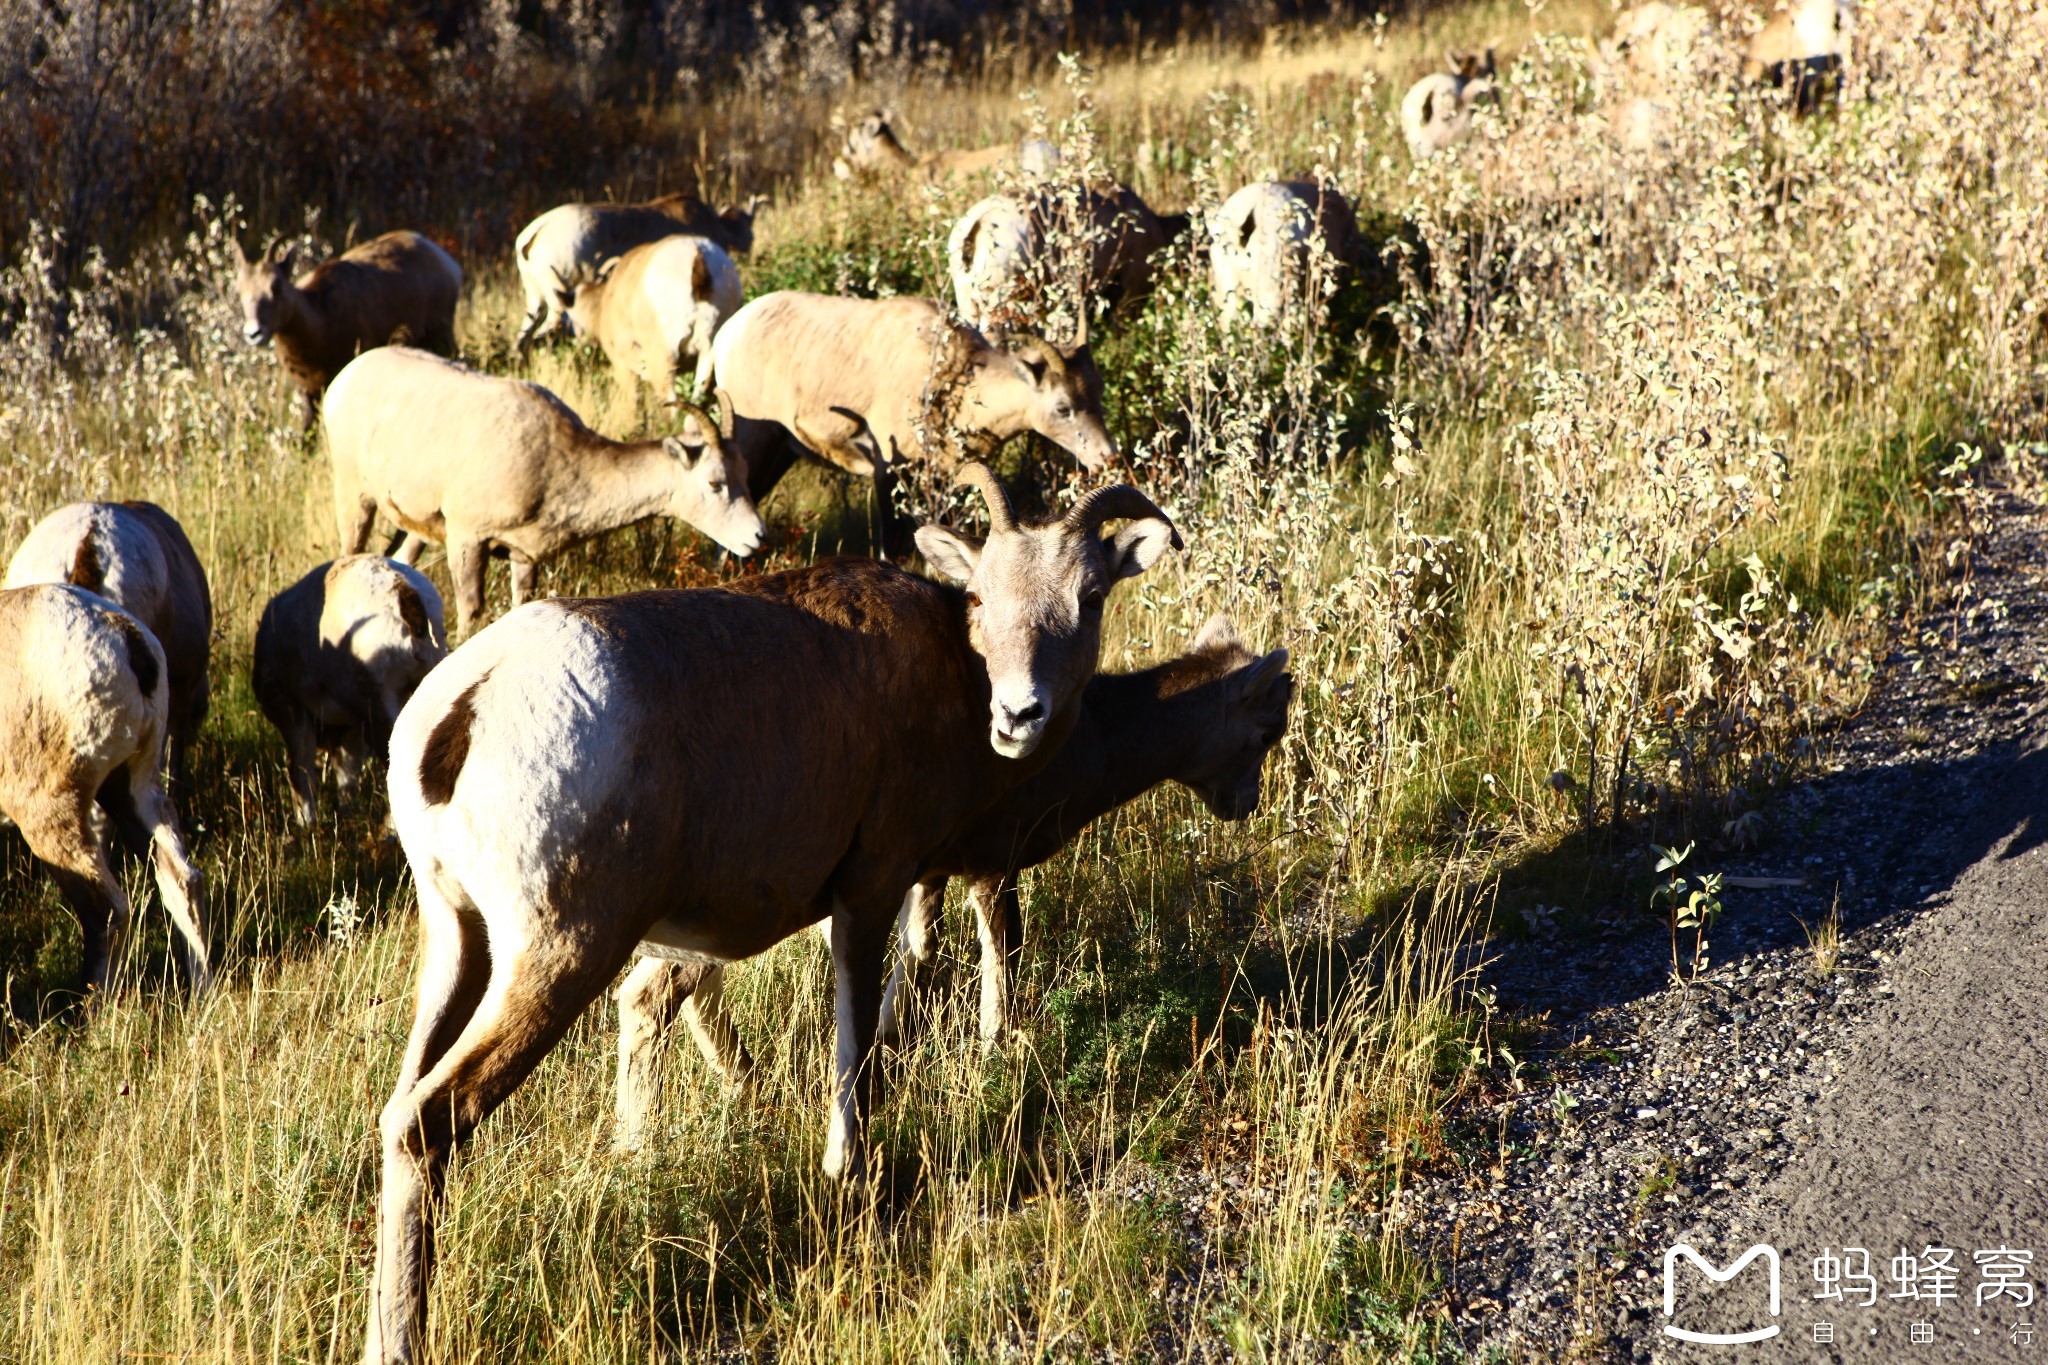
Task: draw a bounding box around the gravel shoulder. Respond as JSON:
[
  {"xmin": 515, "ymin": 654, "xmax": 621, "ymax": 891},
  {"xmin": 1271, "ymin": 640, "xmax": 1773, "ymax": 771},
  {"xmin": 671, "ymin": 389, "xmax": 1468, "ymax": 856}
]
[{"xmin": 1416, "ymin": 473, "xmax": 2048, "ymax": 1363}]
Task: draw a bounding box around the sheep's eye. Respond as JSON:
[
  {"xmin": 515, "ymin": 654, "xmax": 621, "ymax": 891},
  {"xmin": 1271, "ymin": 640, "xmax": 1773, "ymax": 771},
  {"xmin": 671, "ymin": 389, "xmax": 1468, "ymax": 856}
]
[
  {"xmin": 708, "ymin": 479, "xmax": 726, "ymax": 495},
  {"xmin": 965, "ymin": 591, "xmax": 983, "ymax": 611},
  {"xmin": 1081, "ymin": 589, "xmax": 1105, "ymax": 611},
  {"xmin": 1057, "ymin": 404, "xmax": 1075, "ymax": 419}
]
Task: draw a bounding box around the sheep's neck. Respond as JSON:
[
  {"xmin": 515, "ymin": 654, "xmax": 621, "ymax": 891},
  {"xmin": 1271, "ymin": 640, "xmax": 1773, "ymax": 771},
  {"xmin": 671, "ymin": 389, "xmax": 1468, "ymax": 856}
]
[
  {"xmin": 1020, "ymin": 662, "xmax": 1229, "ymax": 838},
  {"xmin": 556, "ymin": 433, "xmax": 679, "ymax": 535},
  {"xmin": 957, "ymin": 361, "xmax": 1035, "ymax": 443}
]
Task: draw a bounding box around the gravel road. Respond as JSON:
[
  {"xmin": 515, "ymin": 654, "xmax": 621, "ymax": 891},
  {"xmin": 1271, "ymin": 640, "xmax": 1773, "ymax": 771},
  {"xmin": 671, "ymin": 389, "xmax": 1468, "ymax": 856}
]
[{"xmin": 1424, "ymin": 473, "xmax": 2048, "ymax": 1363}]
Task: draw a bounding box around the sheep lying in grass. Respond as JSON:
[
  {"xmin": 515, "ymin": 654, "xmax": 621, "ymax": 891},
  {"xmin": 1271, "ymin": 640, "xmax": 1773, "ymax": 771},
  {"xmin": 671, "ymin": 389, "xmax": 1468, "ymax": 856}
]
[
  {"xmin": 1744, "ymin": 0, "xmax": 1855, "ymax": 111},
  {"xmin": 324, "ymin": 346, "xmax": 765, "ymax": 639},
  {"xmin": 253, "ymin": 556, "xmax": 448, "ymax": 829},
  {"xmin": 232, "ymin": 230, "xmax": 461, "ymax": 428},
  {"xmin": 1208, "ymin": 181, "xmax": 1360, "ymax": 326},
  {"xmin": 563, "ymin": 235, "xmax": 741, "ymax": 399},
  {"xmin": 4, "ymin": 500, "xmax": 213, "ymax": 785},
  {"xmin": 0, "ymin": 584, "xmax": 210, "ymax": 1001},
  {"xmin": 513, "ymin": 193, "xmax": 759, "ymax": 349},
  {"xmin": 1401, "ymin": 49, "xmax": 1497, "ymax": 160},
  {"xmin": 711, "ymin": 291, "xmax": 1115, "ymax": 510},
  {"xmin": 608, "ymin": 614, "xmax": 1294, "ymax": 1124},
  {"xmin": 831, "ymin": 111, "xmax": 1060, "ymax": 184}
]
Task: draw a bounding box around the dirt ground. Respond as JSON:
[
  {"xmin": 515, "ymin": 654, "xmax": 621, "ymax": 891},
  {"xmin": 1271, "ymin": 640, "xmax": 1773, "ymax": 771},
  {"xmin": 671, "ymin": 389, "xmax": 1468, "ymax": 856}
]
[{"xmin": 1415, "ymin": 464, "xmax": 2048, "ymax": 1363}]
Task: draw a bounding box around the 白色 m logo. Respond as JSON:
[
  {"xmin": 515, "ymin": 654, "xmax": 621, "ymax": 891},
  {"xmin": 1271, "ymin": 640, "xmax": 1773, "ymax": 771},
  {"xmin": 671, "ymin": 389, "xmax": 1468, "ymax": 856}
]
[{"xmin": 1663, "ymin": 1244, "xmax": 1782, "ymax": 1344}]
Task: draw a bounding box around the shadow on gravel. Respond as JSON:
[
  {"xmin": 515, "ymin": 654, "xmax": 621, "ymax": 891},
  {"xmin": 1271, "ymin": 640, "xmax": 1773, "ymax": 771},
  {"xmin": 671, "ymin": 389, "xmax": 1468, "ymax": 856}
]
[{"xmin": 1468, "ymin": 725, "xmax": 2048, "ymax": 1023}]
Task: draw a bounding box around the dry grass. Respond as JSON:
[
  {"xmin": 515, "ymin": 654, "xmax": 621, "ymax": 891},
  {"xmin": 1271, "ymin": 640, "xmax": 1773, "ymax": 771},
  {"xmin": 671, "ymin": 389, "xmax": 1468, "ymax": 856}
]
[{"xmin": 2, "ymin": 0, "xmax": 2043, "ymax": 1358}]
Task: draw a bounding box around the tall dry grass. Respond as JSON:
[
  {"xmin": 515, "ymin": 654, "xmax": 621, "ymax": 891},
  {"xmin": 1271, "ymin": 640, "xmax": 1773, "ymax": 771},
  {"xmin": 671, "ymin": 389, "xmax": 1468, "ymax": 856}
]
[{"xmin": 2, "ymin": 0, "xmax": 2043, "ymax": 1358}]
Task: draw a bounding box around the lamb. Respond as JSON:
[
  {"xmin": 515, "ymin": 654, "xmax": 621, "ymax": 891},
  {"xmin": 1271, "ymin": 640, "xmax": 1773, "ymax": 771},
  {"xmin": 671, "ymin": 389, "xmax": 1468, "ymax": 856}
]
[
  {"xmin": 1207, "ymin": 181, "xmax": 1361, "ymax": 326},
  {"xmin": 252, "ymin": 555, "xmax": 448, "ymax": 828},
  {"xmin": 1743, "ymin": 0, "xmax": 1855, "ymax": 111},
  {"xmin": 711, "ymin": 291, "xmax": 1115, "ymax": 509},
  {"xmin": 563, "ymin": 235, "xmax": 742, "ymax": 399},
  {"xmin": 4, "ymin": 501, "xmax": 213, "ymax": 785},
  {"xmin": 360, "ymin": 466, "xmax": 1180, "ymax": 1362},
  {"xmin": 1400, "ymin": 49, "xmax": 1498, "ymax": 160},
  {"xmin": 610, "ymin": 615, "xmax": 1294, "ymax": 1132},
  {"xmin": 513, "ymin": 193, "xmax": 760, "ymax": 350},
  {"xmin": 232, "ymin": 230, "xmax": 461, "ymax": 428},
  {"xmin": 947, "ymin": 183, "xmax": 1187, "ymax": 331},
  {"xmin": 323, "ymin": 346, "xmax": 764, "ymax": 641},
  {"xmin": 0, "ymin": 584, "xmax": 210, "ymax": 1001},
  {"xmin": 830, "ymin": 111, "xmax": 1059, "ymax": 184}
]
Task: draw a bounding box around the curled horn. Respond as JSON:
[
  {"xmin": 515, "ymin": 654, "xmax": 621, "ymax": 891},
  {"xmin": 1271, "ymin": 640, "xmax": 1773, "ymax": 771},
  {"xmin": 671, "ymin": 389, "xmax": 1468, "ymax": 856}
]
[
  {"xmin": 1070, "ymin": 294, "xmax": 1088, "ymax": 349},
  {"xmin": 261, "ymin": 232, "xmax": 289, "ymax": 264},
  {"xmin": 955, "ymin": 461, "xmax": 1016, "ymax": 534},
  {"xmin": 1063, "ymin": 484, "xmax": 1185, "ymax": 549},
  {"xmin": 1012, "ymin": 333, "xmax": 1068, "ymax": 376},
  {"xmin": 673, "ymin": 402, "xmax": 719, "ymax": 444}
]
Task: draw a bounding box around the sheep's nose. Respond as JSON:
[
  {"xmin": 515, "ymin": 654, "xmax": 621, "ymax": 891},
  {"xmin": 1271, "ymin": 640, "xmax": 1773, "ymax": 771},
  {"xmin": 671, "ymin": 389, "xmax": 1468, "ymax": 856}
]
[
  {"xmin": 990, "ymin": 694, "xmax": 1049, "ymax": 757},
  {"xmin": 244, "ymin": 325, "xmax": 269, "ymax": 345}
]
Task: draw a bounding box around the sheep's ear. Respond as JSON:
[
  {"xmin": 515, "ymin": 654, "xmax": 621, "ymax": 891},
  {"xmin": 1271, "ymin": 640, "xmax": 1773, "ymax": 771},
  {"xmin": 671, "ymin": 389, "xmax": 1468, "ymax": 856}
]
[
  {"xmin": 1193, "ymin": 613, "xmax": 1244, "ymax": 654},
  {"xmin": 1102, "ymin": 518, "xmax": 1178, "ymax": 583},
  {"xmin": 1018, "ymin": 352, "xmax": 1050, "ymax": 385},
  {"xmin": 1232, "ymin": 648, "xmax": 1292, "ymax": 702},
  {"xmin": 231, "ymin": 237, "xmax": 250, "ymax": 269},
  {"xmin": 1445, "ymin": 47, "xmax": 1464, "ymax": 72},
  {"xmin": 915, "ymin": 524, "xmax": 983, "ymax": 585},
  {"xmin": 662, "ymin": 434, "xmax": 704, "ymax": 467}
]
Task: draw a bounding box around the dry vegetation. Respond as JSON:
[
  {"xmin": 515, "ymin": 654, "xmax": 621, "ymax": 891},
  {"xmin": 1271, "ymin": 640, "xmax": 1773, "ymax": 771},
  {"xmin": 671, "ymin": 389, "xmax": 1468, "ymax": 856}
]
[{"xmin": 2, "ymin": 0, "xmax": 2044, "ymax": 1359}]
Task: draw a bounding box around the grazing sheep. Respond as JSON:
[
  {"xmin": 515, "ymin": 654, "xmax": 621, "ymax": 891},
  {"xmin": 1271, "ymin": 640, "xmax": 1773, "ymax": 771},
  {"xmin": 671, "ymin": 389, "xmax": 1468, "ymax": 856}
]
[
  {"xmin": 1208, "ymin": 181, "xmax": 1361, "ymax": 325},
  {"xmin": 1600, "ymin": 3, "xmax": 1710, "ymax": 88},
  {"xmin": 947, "ymin": 183, "xmax": 1186, "ymax": 330},
  {"xmin": 711, "ymin": 291, "xmax": 1115, "ymax": 508},
  {"xmin": 612, "ymin": 615, "xmax": 1295, "ymax": 1126},
  {"xmin": 513, "ymin": 193, "xmax": 759, "ymax": 350},
  {"xmin": 4, "ymin": 501, "xmax": 213, "ymax": 785},
  {"xmin": 830, "ymin": 112, "xmax": 1058, "ymax": 184},
  {"xmin": 232, "ymin": 231, "xmax": 461, "ymax": 428},
  {"xmin": 1744, "ymin": 0, "xmax": 1855, "ymax": 110},
  {"xmin": 1400, "ymin": 49, "xmax": 1498, "ymax": 160},
  {"xmin": 0, "ymin": 584, "xmax": 210, "ymax": 1000},
  {"xmin": 361, "ymin": 467, "xmax": 1180, "ymax": 1362},
  {"xmin": 323, "ymin": 346, "xmax": 764, "ymax": 640},
  {"xmin": 252, "ymin": 555, "xmax": 447, "ymax": 828},
  {"xmin": 563, "ymin": 235, "xmax": 742, "ymax": 399}
]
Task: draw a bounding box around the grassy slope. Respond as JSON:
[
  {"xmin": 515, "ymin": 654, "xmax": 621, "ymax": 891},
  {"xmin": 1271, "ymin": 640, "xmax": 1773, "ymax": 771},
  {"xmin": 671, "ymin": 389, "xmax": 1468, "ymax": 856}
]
[{"xmin": 0, "ymin": 0, "xmax": 2001, "ymax": 1358}]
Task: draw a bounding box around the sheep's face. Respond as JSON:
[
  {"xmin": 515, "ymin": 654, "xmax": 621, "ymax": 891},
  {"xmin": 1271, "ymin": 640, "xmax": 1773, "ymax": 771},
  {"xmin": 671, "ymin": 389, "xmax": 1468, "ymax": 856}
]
[
  {"xmin": 918, "ymin": 484, "xmax": 1180, "ymax": 760},
  {"xmin": 661, "ymin": 427, "xmax": 765, "ymax": 559},
  {"xmin": 1176, "ymin": 635, "xmax": 1295, "ymax": 822},
  {"xmin": 235, "ymin": 256, "xmax": 296, "ymax": 347},
  {"xmin": 1012, "ymin": 339, "xmax": 1116, "ymax": 472},
  {"xmin": 843, "ymin": 114, "xmax": 899, "ymax": 170}
]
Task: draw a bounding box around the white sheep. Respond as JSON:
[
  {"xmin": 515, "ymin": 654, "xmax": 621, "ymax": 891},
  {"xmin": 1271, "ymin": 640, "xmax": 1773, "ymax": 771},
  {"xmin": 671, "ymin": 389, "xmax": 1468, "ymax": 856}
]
[
  {"xmin": 1400, "ymin": 49, "xmax": 1498, "ymax": 161},
  {"xmin": 323, "ymin": 346, "xmax": 765, "ymax": 639},
  {"xmin": 0, "ymin": 584, "xmax": 210, "ymax": 1000},
  {"xmin": 1207, "ymin": 181, "xmax": 1360, "ymax": 326},
  {"xmin": 252, "ymin": 555, "xmax": 448, "ymax": 828},
  {"xmin": 563, "ymin": 235, "xmax": 742, "ymax": 399}
]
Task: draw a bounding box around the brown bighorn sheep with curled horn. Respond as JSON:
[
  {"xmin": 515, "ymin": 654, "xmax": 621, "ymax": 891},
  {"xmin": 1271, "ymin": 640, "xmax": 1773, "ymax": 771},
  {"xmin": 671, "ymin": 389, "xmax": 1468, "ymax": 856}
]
[
  {"xmin": 362, "ymin": 464, "xmax": 1180, "ymax": 1362},
  {"xmin": 609, "ymin": 615, "xmax": 1295, "ymax": 1139},
  {"xmin": 232, "ymin": 230, "xmax": 461, "ymax": 428},
  {"xmin": 323, "ymin": 346, "xmax": 764, "ymax": 640}
]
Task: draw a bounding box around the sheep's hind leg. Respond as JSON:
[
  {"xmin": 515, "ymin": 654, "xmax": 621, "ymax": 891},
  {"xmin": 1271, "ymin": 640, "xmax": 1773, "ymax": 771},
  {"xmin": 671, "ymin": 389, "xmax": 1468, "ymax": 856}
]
[
  {"xmin": 967, "ymin": 875, "xmax": 1024, "ymax": 1050},
  {"xmin": 365, "ymin": 898, "xmax": 627, "ymax": 1365},
  {"xmin": 102, "ymin": 764, "xmax": 211, "ymax": 996},
  {"xmin": 19, "ymin": 791, "xmax": 131, "ymax": 1002}
]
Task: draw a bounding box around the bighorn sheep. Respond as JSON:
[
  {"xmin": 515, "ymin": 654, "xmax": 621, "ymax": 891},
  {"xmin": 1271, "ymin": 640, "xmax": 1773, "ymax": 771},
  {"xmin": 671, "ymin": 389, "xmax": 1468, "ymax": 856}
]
[
  {"xmin": 563, "ymin": 235, "xmax": 741, "ymax": 399},
  {"xmin": 0, "ymin": 584, "xmax": 210, "ymax": 1000},
  {"xmin": 232, "ymin": 230, "xmax": 461, "ymax": 428},
  {"xmin": 252, "ymin": 555, "xmax": 448, "ymax": 828},
  {"xmin": 1401, "ymin": 49, "xmax": 1498, "ymax": 160},
  {"xmin": 361, "ymin": 466, "xmax": 1180, "ymax": 1362},
  {"xmin": 1743, "ymin": 0, "xmax": 1854, "ymax": 111},
  {"xmin": 830, "ymin": 112, "xmax": 1060, "ymax": 184},
  {"xmin": 947, "ymin": 183, "xmax": 1187, "ymax": 331},
  {"xmin": 5, "ymin": 501, "xmax": 213, "ymax": 785},
  {"xmin": 323, "ymin": 346, "xmax": 764, "ymax": 640},
  {"xmin": 611, "ymin": 614, "xmax": 1294, "ymax": 1134},
  {"xmin": 513, "ymin": 193, "xmax": 759, "ymax": 349},
  {"xmin": 711, "ymin": 291, "xmax": 1115, "ymax": 507},
  {"xmin": 1208, "ymin": 181, "xmax": 1361, "ymax": 325}
]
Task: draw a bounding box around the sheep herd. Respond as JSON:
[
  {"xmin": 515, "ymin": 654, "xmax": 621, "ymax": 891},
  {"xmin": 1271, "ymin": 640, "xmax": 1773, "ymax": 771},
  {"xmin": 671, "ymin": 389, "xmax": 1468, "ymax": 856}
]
[{"xmin": 0, "ymin": 5, "xmax": 1857, "ymax": 1358}]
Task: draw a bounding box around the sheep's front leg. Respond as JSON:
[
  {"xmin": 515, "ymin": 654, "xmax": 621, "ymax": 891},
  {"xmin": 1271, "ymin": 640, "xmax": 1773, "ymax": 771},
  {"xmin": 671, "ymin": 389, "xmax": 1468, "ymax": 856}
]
[
  {"xmin": 877, "ymin": 876, "xmax": 948, "ymax": 1051},
  {"xmin": 966, "ymin": 874, "xmax": 1025, "ymax": 1050},
  {"xmin": 446, "ymin": 538, "xmax": 487, "ymax": 641},
  {"xmin": 822, "ymin": 894, "xmax": 894, "ymax": 1183},
  {"xmin": 277, "ymin": 705, "xmax": 323, "ymax": 827},
  {"xmin": 508, "ymin": 558, "xmax": 537, "ymax": 610}
]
